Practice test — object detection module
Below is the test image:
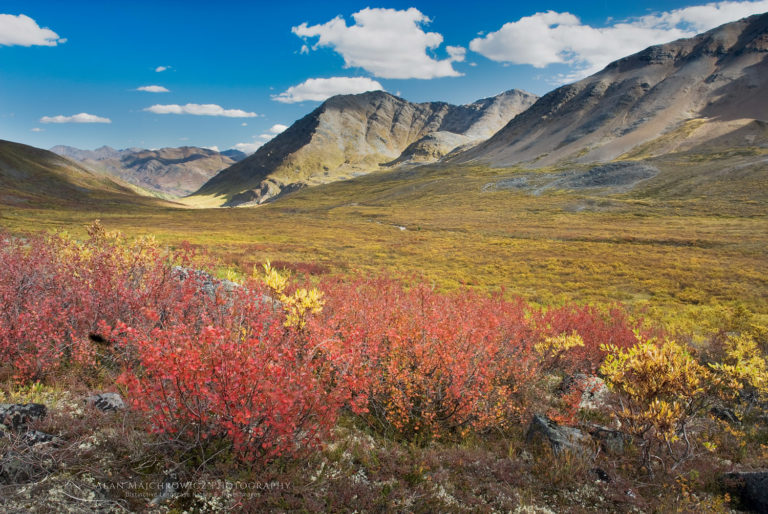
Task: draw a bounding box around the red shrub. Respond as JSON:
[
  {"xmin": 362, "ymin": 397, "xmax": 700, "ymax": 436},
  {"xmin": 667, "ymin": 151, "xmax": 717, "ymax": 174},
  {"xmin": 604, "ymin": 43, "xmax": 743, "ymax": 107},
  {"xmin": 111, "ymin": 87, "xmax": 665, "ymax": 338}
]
[
  {"xmin": 310, "ymin": 276, "xmax": 540, "ymax": 440},
  {"xmin": 114, "ymin": 280, "xmax": 345, "ymax": 462},
  {"xmin": 534, "ymin": 304, "xmax": 647, "ymax": 374},
  {"xmin": 0, "ymin": 226, "xmax": 188, "ymax": 381}
]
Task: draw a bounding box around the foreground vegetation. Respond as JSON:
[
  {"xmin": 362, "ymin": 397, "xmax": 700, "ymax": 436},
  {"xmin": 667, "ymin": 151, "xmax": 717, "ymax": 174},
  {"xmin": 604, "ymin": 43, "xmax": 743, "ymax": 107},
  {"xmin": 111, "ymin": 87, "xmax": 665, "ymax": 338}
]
[{"xmin": 1, "ymin": 224, "xmax": 766, "ymax": 512}]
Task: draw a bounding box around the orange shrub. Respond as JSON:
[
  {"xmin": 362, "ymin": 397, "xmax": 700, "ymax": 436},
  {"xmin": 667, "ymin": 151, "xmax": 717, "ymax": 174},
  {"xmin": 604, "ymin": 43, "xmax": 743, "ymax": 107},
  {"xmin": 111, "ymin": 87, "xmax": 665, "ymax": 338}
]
[{"xmin": 310, "ymin": 276, "xmax": 540, "ymax": 440}]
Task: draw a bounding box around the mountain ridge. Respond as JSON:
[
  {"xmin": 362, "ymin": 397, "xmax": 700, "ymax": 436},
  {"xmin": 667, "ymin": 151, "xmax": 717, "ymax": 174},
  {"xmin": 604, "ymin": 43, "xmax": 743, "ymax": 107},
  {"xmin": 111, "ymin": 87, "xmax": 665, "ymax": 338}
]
[
  {"xmin": 451, "ymin": 12, "xmax": 768, "ymax": 167},
  {"xmin": 51, "ymin": 145, "xmax": 246, "ymax": 197},
  {"xmin": 194, "ymin": 89, "xmax": 538, "ymax": 206}
]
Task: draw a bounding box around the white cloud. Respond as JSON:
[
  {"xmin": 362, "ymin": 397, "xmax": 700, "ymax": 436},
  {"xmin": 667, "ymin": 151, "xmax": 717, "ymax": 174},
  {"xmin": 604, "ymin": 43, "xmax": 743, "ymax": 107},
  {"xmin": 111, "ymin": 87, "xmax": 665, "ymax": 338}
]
[
  {"xmin": 267, "ymin": 124, "xmax": 288, "ymax": 134},
  {"xmin": 31, "ymin": 127, "xmax": 43, "ymax": 132},
  {"xmin": 232, "ymin": 141, "xmax": 263, "ymax": 154},
  {"xmin": 155, "ymin": 66, "xmax": 169, "ymax": 72},
  {"xmin": 0, "ymin": 14, "xmax": 64, "ymax": 46},
  {"xmin": 234, "ymin": 124, "xmax": 289, "ymax": 154},
  {"xmin": 40, "ymin": 113, "xmax": 111, "ymax": 124},
  {"xmin": 273, "ymin": 76, "xmax": 384, "ymax": 103},
  {"xmin": 293, "ymin": 7, "xmax": 464, "ymax": 79},
  {"xmin": 143, "ymin": 103, "xmax": 259, "ymax": 117},
  {"xmin": 470, "ymin": 1, "xmax": 768, "ymax": 81},
  {"xmin": 241, "ymin": 122, "xmax": 248, "ymax": 126},
  {"xmin": 136, "ymin": 85, "xmax": 170, "ymax": 93},
  {"xmin": 203, "ymin": 146, "xmax": 220, "ymax": 152}
]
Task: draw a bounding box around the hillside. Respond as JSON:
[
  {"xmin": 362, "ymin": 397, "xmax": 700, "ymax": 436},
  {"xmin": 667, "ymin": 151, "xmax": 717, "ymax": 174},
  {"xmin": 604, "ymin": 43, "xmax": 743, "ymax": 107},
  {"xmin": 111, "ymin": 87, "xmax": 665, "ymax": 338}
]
[
  {"xmin": 0, "ymin": 140, "xmax": 163, "ymax": 208},
  {"xmin": 454, "ymin": 12, "xmax": 768, "ymax": 167},
  {"xmin": 193, "ymin": 89, "xmax": 537, "ymax": 206},
  {"xmin": 51, "ymin": 145, "xmax": 243, "ymax": 197}
]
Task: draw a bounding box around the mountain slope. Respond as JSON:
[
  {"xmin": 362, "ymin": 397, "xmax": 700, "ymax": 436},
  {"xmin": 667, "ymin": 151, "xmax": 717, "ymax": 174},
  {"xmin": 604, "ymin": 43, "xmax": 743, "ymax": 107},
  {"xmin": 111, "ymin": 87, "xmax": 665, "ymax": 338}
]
[
  {"xmin": 194, "ymin": 89, "xmax": 537, "ymax": 206},
  {"xmin": 0, "ymin": 140, "xmax": 163, "ymax": 208},
  {"xmin": 51, "ymin": 145, "xmax": 241, "ymax": 197},
  {"xmin": 454, "ymin": 13, "xmax": 768, "ymax": 167}
]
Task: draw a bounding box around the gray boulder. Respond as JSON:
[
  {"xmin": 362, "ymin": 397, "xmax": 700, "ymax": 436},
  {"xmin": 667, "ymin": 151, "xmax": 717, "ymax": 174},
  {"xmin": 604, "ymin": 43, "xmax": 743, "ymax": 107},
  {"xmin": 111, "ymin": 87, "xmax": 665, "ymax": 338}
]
[
  {"xmin": 525, "ymin": 414, "xmax": 591, "ymax": 456},
  {"xmin": 722, "ymin": 471, "xmax": 768, "ymax": 512},
  {"xmin": 0, "ymin": 403, "xmax": 46, "ymax": 430},
  {"xmin": 586, "ymin": 424, "xmax": 631, "ymax": 456},
  {"xmin": 86, "ymin": 392, "xmax": 125, "ymax": 412}
]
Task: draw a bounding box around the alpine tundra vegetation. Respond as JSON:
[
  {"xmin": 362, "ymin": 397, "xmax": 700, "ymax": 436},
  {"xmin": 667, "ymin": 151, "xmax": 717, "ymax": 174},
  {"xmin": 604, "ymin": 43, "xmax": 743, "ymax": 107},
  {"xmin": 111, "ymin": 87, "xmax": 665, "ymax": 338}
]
[{"xmin": 1, "ymin": 2, "xmax": 768, "ymax": 512}]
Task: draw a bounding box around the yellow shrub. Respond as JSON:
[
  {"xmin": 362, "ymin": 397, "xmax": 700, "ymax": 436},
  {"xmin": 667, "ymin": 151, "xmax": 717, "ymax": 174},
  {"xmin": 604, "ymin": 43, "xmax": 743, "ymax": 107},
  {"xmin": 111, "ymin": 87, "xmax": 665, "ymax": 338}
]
[
  {"xmin": 260, "ymin": 260, "xmax": 324, "ymax": 329},
  {"xmin": 600, "ymin": 337, "xmax": 713, "ymax": 471},
  {"xmin": 710, "ymin": 334, "xmax": 767, "ymax": 403}
]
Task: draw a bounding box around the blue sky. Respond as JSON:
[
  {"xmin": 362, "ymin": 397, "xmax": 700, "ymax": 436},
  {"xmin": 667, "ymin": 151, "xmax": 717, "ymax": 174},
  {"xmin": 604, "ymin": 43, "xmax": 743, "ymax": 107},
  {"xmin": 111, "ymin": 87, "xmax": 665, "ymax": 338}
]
[{"xmin": 1, "ymin": 0, "xmax": 767, "ymax": 153}]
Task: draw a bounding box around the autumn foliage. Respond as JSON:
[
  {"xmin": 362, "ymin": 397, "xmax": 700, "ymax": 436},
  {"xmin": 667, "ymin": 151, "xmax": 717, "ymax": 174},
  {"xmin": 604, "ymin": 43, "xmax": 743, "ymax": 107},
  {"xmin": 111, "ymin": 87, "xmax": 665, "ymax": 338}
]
[
  {"xmin": 312, "ymin": 277, "xmax": 540, "ymax": 440},
  {"xmin": 1, "ymin": 224, "xmax": 679, "ymax": 460}
]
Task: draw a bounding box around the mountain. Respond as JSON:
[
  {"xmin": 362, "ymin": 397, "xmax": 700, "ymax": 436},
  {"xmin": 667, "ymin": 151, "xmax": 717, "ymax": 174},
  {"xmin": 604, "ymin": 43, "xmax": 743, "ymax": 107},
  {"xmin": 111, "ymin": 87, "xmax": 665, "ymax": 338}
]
[
  {"xmin": 220, "ymin": 149, "xmax": 247, "ymax": 162},
  {"xmin": 0, "ymin": 140, "xmax": 160, "ymax": 208},
  {"xmin": 454, "ymin": 13, "xmax": 768, "ymax": 167},
  {"xmin": 50, "ymin": 145, "xmax": 241, "ymax": 197},
  {"xmin": 193, "ymin": 89, "xmax": 538, "ymax": 206}
]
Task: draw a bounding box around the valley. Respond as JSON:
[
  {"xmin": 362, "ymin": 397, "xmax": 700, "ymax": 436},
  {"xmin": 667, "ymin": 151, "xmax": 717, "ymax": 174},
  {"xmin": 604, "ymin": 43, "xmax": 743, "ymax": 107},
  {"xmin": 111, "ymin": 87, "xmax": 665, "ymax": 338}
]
[{"xmin": 1, "ymin": 7, "xmax": 767, "ymax": 512}]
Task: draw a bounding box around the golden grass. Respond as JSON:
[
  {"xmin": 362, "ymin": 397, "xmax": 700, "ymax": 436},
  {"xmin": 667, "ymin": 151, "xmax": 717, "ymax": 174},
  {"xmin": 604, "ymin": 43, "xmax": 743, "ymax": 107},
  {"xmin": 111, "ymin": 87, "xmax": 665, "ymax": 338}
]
[{"xmin": 2, "ymin": 154, "xmax": 766, "ymax": 334}]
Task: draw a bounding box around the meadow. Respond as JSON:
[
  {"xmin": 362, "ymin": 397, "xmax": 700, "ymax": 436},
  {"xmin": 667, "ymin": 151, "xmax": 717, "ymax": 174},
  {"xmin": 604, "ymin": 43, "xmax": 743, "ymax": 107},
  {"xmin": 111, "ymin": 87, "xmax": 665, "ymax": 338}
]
[
  {"xmin": 2, "ymin": 151, "xmax": 766, "ymax": 333},
  {"xmin": 1, "ymin": 151, "xmax": 767, "ymax": 511}
]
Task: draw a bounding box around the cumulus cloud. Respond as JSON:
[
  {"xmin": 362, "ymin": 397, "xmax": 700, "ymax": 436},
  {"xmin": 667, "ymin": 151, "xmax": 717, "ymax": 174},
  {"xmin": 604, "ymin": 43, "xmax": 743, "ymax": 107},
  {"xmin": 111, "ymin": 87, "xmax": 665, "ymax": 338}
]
[
  {"xmin": 203, "ymin": 146, "xmax": 220, "ymax": 152},
  {"xmin": 0, "ymin": 14, "xmax": 64, "ymax": 46},
  {"xmin": 143, "ymin": 103, "xmax": 258, "ymax": 117},
  {"xmin": 273, "ymin": 76, "xmax": 384, "ymax": 103},
  {"xmin": 470, "ymin": 1, "xmax": 768, "ymax": 81},
  {"xmin": 31, "ymin": 127, "xmax": 43, "ymax": 132},
  {"xmin": 155, "ymin": 66, "xmax": 169, "ymax": 72},
  {"xmin": 268, "ymin": 124, "xmax": 288, "ymax": 134},
  {"xmin": 40, "ymin": 113, "xmax": 111, "ymax": 124},
  {"xmin": 136, "ymin": 85, "xmax": 169, "ymax": 93},
  {"xmin": 234, "ymin": 124, "xmax": 289, "ymax": 154},
  {"xmin": 293, "ymin": 7, "xmax": 464, "ymax": 79},
  {"xmin": 232, "ymin": 141, "xmax": 263, "ymax": 155}
]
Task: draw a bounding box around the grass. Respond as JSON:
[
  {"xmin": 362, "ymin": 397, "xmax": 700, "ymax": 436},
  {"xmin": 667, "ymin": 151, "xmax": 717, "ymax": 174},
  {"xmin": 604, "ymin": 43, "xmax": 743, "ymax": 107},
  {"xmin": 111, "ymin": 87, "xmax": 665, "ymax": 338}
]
[{"xmin": 1, "ymin": 150, "xmax": 766, "ymax": 335}]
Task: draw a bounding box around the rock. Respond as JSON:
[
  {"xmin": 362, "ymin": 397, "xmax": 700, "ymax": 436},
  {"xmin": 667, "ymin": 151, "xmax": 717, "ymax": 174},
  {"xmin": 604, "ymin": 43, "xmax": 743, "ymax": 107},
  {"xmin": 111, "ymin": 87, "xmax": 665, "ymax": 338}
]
[
  {"xmin": 86, "ymin": 393, "xmax": 125, "ymax": 412},
  {"xmin": 172, "ymin": 265, "xmax": 280, "ymax": 309},
  {"xmin": 576, "ymin": 375, "xmax": 610, "ymax": 410},
  {"xmin": 559, "ymin": 374, "xmax": 610, "ymax": 410},
  {"xmin": 172, "ymin": 265, "xmax": 240, "ymax": 298},
  {"xmin": 0, "ymin": 451, "xmax": 39, "ymax": 484},
  {"xmin": 0, "ymin": 403, "xmax": 47, "ymax": 430},
  {"xmin": 590, "ymin": 467, "xmax": 611, "ymax": 482},
  {"xmin": 711, "ymin": 405, "xmax": 740, "ymax": 424},
  {"xmin": 722, "ymin": 471, "xmax": 768, "ymax": 512},
  {"xmin": 21, "ymin": 430, "xmax": 59, "ymax": 446},
  {"xmin": 525, "ymin": 414, "xmax": 591, "ymax": 456},
  {"xmin": 587, "ymin": 424, "xmax": 631, "ymax": 456}
]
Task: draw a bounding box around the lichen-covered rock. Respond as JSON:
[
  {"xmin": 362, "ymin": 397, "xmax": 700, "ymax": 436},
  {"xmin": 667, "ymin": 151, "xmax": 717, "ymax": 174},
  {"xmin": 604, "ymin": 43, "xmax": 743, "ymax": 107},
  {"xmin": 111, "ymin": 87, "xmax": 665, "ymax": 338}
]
[
  {"xmin": 576, "ymin": 375, "xmax": 610, "ymax": 410},
  {"xmin": 85, "ymin": 393, "xmax": 125, "ymax": 412},
  {"xmin": 21, "ymin": 430, "xmax": 60, "ymax": 446},
  {"xmin": 0, "ymin": 403, "xmax": 47, "ymax": 430},
  {"xmin": 558, "ymin": 374, "xmax": 610, "ymax": 410},
  {"xmin": 525, "ymin": 414, "xmax": 591, "ymax": 456}
]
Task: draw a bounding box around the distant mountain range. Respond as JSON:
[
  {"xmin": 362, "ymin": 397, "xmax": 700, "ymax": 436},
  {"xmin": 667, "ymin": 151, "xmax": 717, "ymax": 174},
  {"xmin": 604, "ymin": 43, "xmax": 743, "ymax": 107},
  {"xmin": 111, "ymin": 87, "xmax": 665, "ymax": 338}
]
[
  {"xmin": 0, "ymin": 140, "xmax": 164, "ymax": 208},
  {"xmin": 50, "ymin": 145, "xmax": 246, "ymax": 197},
  {"xmin": 193, "ymin": 89, "xmax": 538, "ymax": 206}
]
